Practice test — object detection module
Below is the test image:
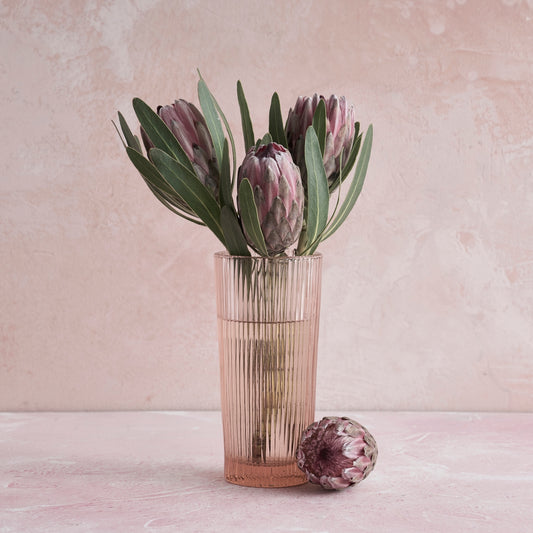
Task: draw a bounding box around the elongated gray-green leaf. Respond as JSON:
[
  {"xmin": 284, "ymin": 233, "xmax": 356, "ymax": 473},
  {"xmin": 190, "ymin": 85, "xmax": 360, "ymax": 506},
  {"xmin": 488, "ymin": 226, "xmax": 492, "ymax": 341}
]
[
  {"xmin": 238, "ymin": 178, "xmax": 268, "ymax": 256},
  {"xmin": 304, "ymin": 126, "xmax": 329, "ymax": 249},
  {"xmin": 220, "ymin": 205, "xmax": 250, "ymax": 256},
  {"xmin": 126, "ymin": 147, "xmax": 178, "ymax": 198},
  {"xmin": 261, "ymin": 132, "xmax": 273, "ymax": 145},
  {"xmin": 151, "ymin": 148, "xmax": 226, "ymax": 246},
  {"xmin": 132, "ymin": 98, "xmax": 194, "ymax": 173},
  {"xmin": 219, "ymin": 139, "xmax": 233, "ymax": 209},
  {"xmin": 200, "ymin": 75, "xmax": 238, "ymax": 187},
  {"xmin": 214, "ymin": 102, "xmax": 237, "ymax": 187},
  {"xmin": 112, "ymin": 120, "xmax": 127, "ymax": 149},
  {"xmin": 197, "ymin": 79, "xmax": 225, "ymax": 175},
  {"xmin": 330, "ymin": 126, "xmax": 361, "ymax": 192},
  {"xmin": 343, "ymin": 132, "xmax": 361, "ymax": 177},
  {"xmin": 118, "ymin": 112, "xmax": 142, "ymax": 152},
  {"xmin": 269, "ymin": 92, "xmax": 288, "ymax": 148},
  {"xmin": 145, "ymin": 182, "xmax": 206, "ymax": 225},
  {"xmin": 125, "ymin": 147, "xmax": 201, "ymax": 221},
  {"xmin": 319, "ymin": 124, "xmax": 373, "ymax": 242},
  {"xmin": 237, "ymin": 81, "xmax": 255, "ymax": 152},
  {"xmin": 312, "ymin": 99, "xmax": 327, "ymax": 156}
]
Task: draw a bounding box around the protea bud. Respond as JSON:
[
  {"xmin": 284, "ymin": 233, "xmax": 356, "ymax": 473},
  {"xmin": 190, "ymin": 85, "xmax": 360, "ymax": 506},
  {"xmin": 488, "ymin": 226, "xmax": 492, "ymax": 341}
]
[
  {"xmin": 237, "ymin": 143, "xmax": 304, "ymax": 255},
  {"xmin": 286, "ymin": 94, "xmax": 356, "ymax": 185},
  {"xmin": 297, "ymin": 416, "xmax": 378, "ymax": 490},
  {"xmin": 141, "ymin": 100, "xmax": 219, "ymax": 198}
]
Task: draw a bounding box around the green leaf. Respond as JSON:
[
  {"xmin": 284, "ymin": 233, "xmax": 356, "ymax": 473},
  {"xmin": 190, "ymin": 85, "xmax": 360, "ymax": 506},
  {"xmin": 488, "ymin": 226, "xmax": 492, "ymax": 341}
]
[
  {"xmin": 269, "ymin": 92, "xmax": 288, "ymax": 148},
  {"xmin": 219, "ymin": 139, "xmax": 233, "ymax": 209},
  {"xmin": 220, "ymin": 205, "xmax": 250, "ymax": 256},
  {"xmin": 237, "ymin": 81, "xmax": 255, "ymax": 152},
  {"xmin": 261, "ymin": 132, "xmax": 273, "ymax": 145},
  {"xmin": 214, "ymin": 101, "xmax": 237, "ymax": 189},
  {"xmin": 197, "ymin": 78, "xmax": 225, "ymax": 175},
  {"xmin": 303, "ymin": 126, "xmax": 329, "ymax": 250},
  {"xmin": 312, "ymin": 99, "xmax": 327, "ymax": 156},
  {"xmin": 151, "ymin": 148, "xmax": 226, "ymax": 246},
  {"xmin": 343, "ymin": 132, "xmax": 362, "ymax": 176},
  {"xmin": 118, "ymin": 111, "xmax": 141, "ymax": 152},
  {"xmin": 126, "ymin": 147, "xmax": 177, "ymax": 198},
  {"xmin": 319, "ymin": 124, "xmax": 373, "ymax": 242},
  {"xmin": 198, "ymin": 74, "xmax": 238, "ymax": 188},
  {"xmin": 145, "ymin": 182, "xmax": 206, "ymax": 225},
  {"xmin": 238, "ymin": 178, "xmax": 268, "ymax": 256},
  {"xmin": 132, "ymin": 98, "xmax": 194, "ymax": 173},
  {"xmin": 112, "ymin": 120, "xmax": 127, "ymax": 149},
  {"xmin": 125, "ymin": 147, "xmax": 202, "ymax": 222},
  {"xmin": 329, "ymin": 126, "xmax": 361, "ymax": 192}
]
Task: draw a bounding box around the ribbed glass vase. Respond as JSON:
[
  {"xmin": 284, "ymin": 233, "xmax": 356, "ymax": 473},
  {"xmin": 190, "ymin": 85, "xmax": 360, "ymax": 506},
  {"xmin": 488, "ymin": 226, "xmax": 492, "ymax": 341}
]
[{"xmin": 214, "ymin": 252, "xmax": 322, "ymax": 488}]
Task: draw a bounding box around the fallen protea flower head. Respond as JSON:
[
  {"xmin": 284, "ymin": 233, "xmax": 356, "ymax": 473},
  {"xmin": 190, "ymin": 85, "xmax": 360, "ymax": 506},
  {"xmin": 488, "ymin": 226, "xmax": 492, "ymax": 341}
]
[
  {"xmin": 296, "ymin": 416, "xmax": 378, "ymax": 490},
  {"xmin": 237, "ymin": 142, "xmax": 304, "ymax": 255}
]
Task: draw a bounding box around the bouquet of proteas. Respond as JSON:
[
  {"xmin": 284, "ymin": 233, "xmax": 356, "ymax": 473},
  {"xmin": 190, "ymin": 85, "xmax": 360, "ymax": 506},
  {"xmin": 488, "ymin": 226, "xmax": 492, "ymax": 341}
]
[{"xmin": 114, "ymin": 73, "xmax": 372, "ymax": 256}]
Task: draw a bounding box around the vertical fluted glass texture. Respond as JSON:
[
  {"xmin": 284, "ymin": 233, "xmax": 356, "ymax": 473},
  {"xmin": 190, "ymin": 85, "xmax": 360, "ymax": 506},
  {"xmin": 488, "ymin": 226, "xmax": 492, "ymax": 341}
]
[{"xmin": 214, "ymin": 252, "xmax": 322, "ymax": 487}]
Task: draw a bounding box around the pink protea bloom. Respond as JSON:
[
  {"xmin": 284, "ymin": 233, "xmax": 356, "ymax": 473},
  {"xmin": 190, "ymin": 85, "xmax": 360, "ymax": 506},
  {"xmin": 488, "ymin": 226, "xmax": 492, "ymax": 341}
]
[
  {"xmin": 237, "ymin": 142, "xmax": 304, "ymax": 255},
  {"xmin": 296, "ymin": 416, "xmax": 378, "ymax": 490},
  {"xmin": 285, "ymin": 94, "xmax": 356, "ymax": 185},
  {"xmin": 141, "ymin": 99, "xmax": 219, "ymax": 199}
]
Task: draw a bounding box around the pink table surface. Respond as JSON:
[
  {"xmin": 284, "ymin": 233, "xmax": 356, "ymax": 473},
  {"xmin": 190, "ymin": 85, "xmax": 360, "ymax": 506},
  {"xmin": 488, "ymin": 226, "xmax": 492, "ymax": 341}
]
[{"xmin": 1, "ymin": 411, "xmax": 532, "ymax": 532}]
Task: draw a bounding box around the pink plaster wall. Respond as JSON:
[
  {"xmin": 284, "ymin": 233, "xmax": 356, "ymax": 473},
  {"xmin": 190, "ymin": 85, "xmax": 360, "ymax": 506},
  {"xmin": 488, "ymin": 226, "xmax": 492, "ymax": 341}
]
[{"xmin": 1, "ymin": 0, "xmax": 532, "ymax": 411}]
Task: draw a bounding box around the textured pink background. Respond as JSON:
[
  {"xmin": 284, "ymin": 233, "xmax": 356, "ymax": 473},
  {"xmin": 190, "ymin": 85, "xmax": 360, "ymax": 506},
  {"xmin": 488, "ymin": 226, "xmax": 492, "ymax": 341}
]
[{"xmin": 1, "ymin": 0, "xmax": 532, "ymax": 411}]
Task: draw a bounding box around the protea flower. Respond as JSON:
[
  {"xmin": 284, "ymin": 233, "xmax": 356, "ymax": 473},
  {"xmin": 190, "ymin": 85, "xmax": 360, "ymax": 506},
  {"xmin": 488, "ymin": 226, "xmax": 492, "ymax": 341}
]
[
  {"xmin": 296, "ymin": 416, "xmax": 378, "ymax": 490},
  {"xmin": 141, "ymin": 99, "xmax": 219, "ymax": 199},
  {"xmin": 285, "ymin": 94, "xmax": 356, "ymax": 185},
  {"xmin": 237, "ymin": 143, "xmax": 304, "ymax": 255}
]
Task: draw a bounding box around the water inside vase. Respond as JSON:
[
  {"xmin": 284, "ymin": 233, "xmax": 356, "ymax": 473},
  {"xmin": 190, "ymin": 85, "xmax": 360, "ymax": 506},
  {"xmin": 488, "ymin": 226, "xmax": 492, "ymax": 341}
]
[{"xmin": 218, "ymin": 317, "xmax": 318, "ymax": 487}]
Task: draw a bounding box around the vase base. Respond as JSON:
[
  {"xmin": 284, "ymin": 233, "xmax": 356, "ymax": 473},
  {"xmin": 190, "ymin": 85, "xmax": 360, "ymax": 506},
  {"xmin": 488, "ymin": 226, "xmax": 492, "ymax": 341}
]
[{"xmin": 224, "ymin": 460, "xmax": 308, "ymax": 488}]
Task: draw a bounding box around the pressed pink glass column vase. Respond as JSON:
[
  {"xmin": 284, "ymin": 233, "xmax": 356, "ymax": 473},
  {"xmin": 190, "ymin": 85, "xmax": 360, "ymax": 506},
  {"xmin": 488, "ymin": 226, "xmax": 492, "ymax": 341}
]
[{"xmin": 214, "ymin": 252, "xmax": 322, "ymax": 488}]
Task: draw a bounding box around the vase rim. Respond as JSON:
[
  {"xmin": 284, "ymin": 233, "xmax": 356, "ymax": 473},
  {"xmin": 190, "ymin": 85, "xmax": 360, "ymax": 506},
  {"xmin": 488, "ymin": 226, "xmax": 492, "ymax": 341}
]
[{"xmin": 214, "ymin": 251, "xmax": 322, "ymax": 261}]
